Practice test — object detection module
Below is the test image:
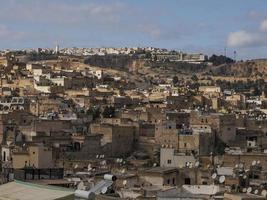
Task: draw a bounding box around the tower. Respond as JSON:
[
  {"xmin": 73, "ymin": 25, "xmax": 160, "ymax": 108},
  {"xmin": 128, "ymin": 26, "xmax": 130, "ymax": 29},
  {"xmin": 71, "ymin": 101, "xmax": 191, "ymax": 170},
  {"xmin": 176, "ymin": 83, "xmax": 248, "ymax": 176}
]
[{"xmin": 55, "ymin": 44, "xmax": 59, "ymax": 54}]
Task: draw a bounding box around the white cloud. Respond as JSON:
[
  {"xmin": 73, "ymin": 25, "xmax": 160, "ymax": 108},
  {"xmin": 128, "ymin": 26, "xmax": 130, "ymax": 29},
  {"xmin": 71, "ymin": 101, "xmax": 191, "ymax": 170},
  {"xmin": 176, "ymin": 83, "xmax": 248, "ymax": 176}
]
[
  {"xmin": 248, "ymin": 10, "xmax": 260, "ymax": 19},
  {"xmin": 0, "ymin": 1, "xmax": 125, "ymax": 26},
  {"xmin": 139, "ymin": 24, "xmax": 162, "ymax": 38},
  {"xmin": 227, "ymin": 19, "xmax": 267, "ymax": 48},
  {"xmin": 260, "ymin": 19, "xmax": 267, "ymax": 31},
  {"xmin": 0, "ymin": 25, "xmax": 25, "ymax": 40}
]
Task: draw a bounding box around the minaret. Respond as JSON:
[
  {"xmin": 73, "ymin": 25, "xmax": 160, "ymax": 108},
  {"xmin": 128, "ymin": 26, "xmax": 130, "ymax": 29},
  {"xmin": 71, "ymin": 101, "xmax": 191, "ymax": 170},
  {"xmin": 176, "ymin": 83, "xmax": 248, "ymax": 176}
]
[{"xmin": 55, "ymin": 44, "xmax": 59, "ymax": 54}]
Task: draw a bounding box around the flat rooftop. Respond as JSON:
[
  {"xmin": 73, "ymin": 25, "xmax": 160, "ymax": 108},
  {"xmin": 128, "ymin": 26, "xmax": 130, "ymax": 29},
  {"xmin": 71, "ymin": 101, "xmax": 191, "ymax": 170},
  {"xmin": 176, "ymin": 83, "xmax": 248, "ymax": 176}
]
[{"xmin": 0, "ymin": 180, "xmax": 74, "ymax": 200}]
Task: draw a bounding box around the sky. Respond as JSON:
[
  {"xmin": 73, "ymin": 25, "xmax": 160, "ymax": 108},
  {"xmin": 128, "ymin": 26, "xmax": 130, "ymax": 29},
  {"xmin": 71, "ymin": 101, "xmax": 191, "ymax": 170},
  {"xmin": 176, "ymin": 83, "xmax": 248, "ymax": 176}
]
[{"xmin": 0, "ymin": 0, "xmax": 267, "ymax": 60}]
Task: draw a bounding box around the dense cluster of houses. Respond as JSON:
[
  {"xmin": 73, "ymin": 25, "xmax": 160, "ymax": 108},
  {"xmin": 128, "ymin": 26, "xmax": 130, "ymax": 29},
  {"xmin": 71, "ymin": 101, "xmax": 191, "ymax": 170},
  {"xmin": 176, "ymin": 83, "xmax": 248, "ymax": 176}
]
[{"xmin": 0, "ymin": 52, "xmax": 266, "ymax": 200}]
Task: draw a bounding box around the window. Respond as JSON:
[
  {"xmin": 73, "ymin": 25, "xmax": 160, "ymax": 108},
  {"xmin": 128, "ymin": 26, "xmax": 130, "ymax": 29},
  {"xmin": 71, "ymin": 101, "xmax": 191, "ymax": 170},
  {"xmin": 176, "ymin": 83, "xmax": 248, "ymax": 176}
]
[
  {"xmin": 184, "ymin": 143, "xmax": 187, "ymax": 147},
  {"xmin": 33, "ymin": 152, "xmax": 35, "ymax": 154},
  {"xmin": 167, "ymin": 159, "xmax": 172, "ymax": 164},
  {"xmin": 167, "ymin": 179, "xmax": 170, "ymax": 185},
  {"xmin": 184, "ymin": 178, "xmax": 191, "ymax": 185},
  {"xmin": 3, "ymin": 151, "xmax": 6, "ymax": 162},
  {"xmin": 172, "ymin": 178, "xmax": 175, "ymax": 185}
]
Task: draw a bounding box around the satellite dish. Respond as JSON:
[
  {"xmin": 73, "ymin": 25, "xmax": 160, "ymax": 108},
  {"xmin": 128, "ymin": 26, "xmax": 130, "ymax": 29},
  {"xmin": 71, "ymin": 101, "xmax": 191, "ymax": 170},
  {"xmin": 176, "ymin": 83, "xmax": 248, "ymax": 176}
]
[
  {"xmin": 123, "ymin": 180, "xmax": 127, "ymax": 186},
  {"xmin": 96, "ymin": 155, "xmax": 99, "ymax": 159},
  {"xmin": 101, "ymin": 187, "xmax": 108, "ymax": 194},
  {"xmin": 212, "ymin": 173, "xmax": 217, "ymax": 179},
  {"xmin": 116, "ymin": 158, "xmax": 120, "ymax": 163},
  {"xmin": 242, "ymin": 188, "xmax": 247, "ymax": 193},
  {"xmin": 195, "ymin": 161, "xmax": 200, "ymax": 167},
  {"xmin": 239, "ymin": 163, "xmax": 244, "ymax": 168},
  {"xmin": 252, "ymin": 160, "xmax": 257, "ymax": 166},
  {"xmin": 219, "ymin": 176, "xmax": 225, "ymax": 183},
  {"xmin": 247, "ymin": 187, "xmax": 252, "ymax": 193},
  {"xmin": 88, "ymin": 164, "xmax": 92, "ymax": 171},
  {"xmin": 235, "ymin": 164, "xmax": 239, "ymax": 168},
  {"xmin": 257, "ymin": 160, "xmax": 261, "ymax": 165},
  {"xmin": 101, "ymin": 160, "xmax": 106, "ymax": 166},
  {"xmin": 243, "ymin": 175, "xmax": 247, "ymax": 179},
  {"xmin": 153, "ymin": 163, "xmax": 157, "ymax": 167},
  {"xmin": 261, "ymin": 190, "xmax": 267, "ymax": 197},
  {"xmin": 121, "ymin": 169, "xmax": 126, "ymax": 174},
  {"xmin": 74, "ymin": 164, "xmax": 79, "ymax": 169},
  {"xmin": 254, "ymin": 189, "xmax": 259, "ymax": 195},
  {"xmin": 77, "ymin": 181, "xmax": 84, "ymax": 190},
  {"xmin": 189, "ymin": 163, "xmax": 193, "ymax": 168}
]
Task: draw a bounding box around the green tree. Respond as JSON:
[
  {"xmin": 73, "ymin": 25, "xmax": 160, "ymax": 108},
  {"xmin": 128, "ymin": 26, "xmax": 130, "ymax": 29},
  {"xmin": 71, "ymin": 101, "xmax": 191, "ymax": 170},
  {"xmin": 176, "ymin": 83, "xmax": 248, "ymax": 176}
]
[
  {"xmin": 102, "ymin": 106, "xmax": 115, "ymax": 118},
  {"xmin": 172, "ymin": 76, "xmax": 179, "ymax": 85},
  {"xmin": 191, "ymin": 74, "xmax": 198, "ymax": 82},
  {"xmin": 87, "ymin": 106, "xmax": 100, "ymax": 120}
]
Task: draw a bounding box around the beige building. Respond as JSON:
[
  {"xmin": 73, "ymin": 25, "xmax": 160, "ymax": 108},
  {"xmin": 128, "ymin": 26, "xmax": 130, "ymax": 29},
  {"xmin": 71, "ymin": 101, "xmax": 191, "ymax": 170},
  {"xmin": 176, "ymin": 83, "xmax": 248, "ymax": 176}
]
[
  {"xmin": 190, "ymin": 111, "xmax": 236, "ymax": 143},
  {"xmin": 199, "ymin": 86, "xmax": 221, "ymax": 94},
  {"xmin": 139, "ymin": 167, "xmax": 178, "ymax": 186},
  {"xmin": 12, "ymin": 144, "xmax": 53, "ymax": 169},
  {"xmin": 90, "ymin": 123, "xmax": 136, "ymax": 157}
]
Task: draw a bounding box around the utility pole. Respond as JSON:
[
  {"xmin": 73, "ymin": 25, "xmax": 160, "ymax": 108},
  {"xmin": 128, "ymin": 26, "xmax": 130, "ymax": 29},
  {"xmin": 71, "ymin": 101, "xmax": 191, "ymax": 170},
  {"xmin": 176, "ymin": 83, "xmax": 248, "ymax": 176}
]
[{"xmin": 234, "ymin": 51, "xmax": 237, "ymax": 62}]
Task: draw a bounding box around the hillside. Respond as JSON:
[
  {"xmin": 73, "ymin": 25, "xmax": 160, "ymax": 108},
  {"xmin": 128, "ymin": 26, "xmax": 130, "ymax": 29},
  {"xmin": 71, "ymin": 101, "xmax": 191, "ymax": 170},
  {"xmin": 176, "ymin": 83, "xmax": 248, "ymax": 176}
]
[{"xmin": 210, "ymin": 59, "xmax": 267, "ymax": 78}]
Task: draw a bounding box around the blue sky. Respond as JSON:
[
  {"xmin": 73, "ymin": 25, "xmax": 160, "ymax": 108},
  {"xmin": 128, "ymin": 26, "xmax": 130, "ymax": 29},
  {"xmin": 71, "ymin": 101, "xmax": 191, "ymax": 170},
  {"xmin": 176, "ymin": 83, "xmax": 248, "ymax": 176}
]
[{"xmin": 0, "ymin": 0, "xmax": 267, "ymax": 59}]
